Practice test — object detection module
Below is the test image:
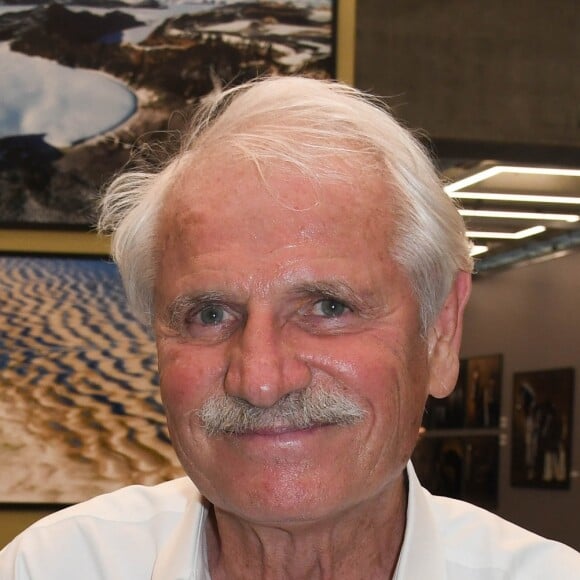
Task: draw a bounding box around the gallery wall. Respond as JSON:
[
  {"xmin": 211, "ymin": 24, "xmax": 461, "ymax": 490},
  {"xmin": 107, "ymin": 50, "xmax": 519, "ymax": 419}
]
[
  {"xmin": 461, "ymin": 249, "xmax": 580, "ymax": 550},
  {"xmin": 355, "ymin": 0, "xmax": 579, "ymax": 150}
]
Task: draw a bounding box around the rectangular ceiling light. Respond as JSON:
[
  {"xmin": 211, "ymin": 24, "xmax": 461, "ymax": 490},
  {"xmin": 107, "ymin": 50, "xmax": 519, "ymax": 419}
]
[
  {"xmin": 459, "ymin": 209, "xmax": 579, "ymax": 222},
  {"xmin": 470, "ymin": 245, "xmax": 489, "ymax": 257},
  {"xmin": 494, "ymin": 166, "xmax": 580, "ymax": 177},
  {"xmin": 449, "ymin": 192, "xmax": 580, "ymax": 205},
  {"xmin": 466, "ymin": 225, "xmax": 546, "ymax": 240},
  {"xmin": 445, "ymin": 165, "xmax": 580, "ymax": 194}
]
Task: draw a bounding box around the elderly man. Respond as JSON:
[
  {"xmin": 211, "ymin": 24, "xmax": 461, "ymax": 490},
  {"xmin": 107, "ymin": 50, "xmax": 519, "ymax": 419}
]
[{"xmin": 1, "ymin": 76, "xmax": 579, "ymax": 579}]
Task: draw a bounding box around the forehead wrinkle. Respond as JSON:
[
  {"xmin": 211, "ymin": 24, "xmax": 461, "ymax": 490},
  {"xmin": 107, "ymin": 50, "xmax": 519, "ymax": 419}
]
[{"xmin": 161, "ymin": 164, "xmax": 399, "ymax": 266}]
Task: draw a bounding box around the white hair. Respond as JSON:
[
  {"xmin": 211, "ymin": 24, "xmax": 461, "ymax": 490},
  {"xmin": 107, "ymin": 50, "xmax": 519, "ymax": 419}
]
[{"xmin": 99, "ymin": 76, "xmax": 473, "ymax": 331}]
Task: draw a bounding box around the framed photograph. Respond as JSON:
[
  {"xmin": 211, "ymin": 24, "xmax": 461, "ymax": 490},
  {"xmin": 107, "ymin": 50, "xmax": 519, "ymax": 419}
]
[
  {"xmin": 0, "ymin": 0, "xmax": 338, "ymax": 228},
  {"xmin": 412, "ymin": 434, "xmax": 499, "ymax": 510},
  {"xmin": 511, "ymin": 368, "xmax": 574, "ymax": 489},
  {"xmin": 424, "ymin": 354, "xmax": 502, "ymax": 430},
  {"xmin": 423, "ymin": 359, "xmax": 467, "ymax": 429},
  {"xmin": 462, "ymin": 435, "xmax": 499, "ymax": 511},
  {"xmin": 0, "ymin": 254, "xmax": 183, "ymax": 504},
  {"xmin": 464, "ymin": 354, "xmax": 502, "ymax": 428},
  {"xmin": 413, "ymin": 436, "xmax": 465, "ymax": 500}
]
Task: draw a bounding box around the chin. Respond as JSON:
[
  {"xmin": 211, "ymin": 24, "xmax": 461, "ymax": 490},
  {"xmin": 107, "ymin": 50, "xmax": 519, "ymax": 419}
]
[{"xmin": 209, "ymin": 470, "xmax": 375, "ymax": 528}]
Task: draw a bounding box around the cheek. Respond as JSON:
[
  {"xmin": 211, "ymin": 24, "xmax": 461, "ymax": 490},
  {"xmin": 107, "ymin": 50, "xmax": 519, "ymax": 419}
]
[
  {"xmin": 309, "ymin": 334, "xmax": 429, "ymax": 442},
  {"xmin": 387, "ymin": 338, "xmax": 431, "ymax": 447},
  {"xmin": 156, "ymin": 343, "xmax": 228, "ymax": 486},
  {"xmin": 306, "ymin": 333, "xmax": 419, "ymax": 403},
  {"xmin": 157, "ymin": 342, "xmax": 225, "ymax": 415}
]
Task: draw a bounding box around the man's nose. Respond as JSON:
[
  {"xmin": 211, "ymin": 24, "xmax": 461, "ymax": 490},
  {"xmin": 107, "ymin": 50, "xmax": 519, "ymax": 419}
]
[{"xmin": 224, "ymin": 309, "xmax": 312, "ymax": 407}]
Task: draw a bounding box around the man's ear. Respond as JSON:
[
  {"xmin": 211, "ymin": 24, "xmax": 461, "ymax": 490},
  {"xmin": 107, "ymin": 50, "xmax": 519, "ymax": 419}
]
[{"xmin": 427, "ymin": 271, "xmax": 472, "ymax": 399}]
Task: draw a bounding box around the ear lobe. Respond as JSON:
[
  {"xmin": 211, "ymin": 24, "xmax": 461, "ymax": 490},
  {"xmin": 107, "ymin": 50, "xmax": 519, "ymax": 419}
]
[{"xmin": 427, "ymin": 271, "xmax": 472, "ymax": 399}]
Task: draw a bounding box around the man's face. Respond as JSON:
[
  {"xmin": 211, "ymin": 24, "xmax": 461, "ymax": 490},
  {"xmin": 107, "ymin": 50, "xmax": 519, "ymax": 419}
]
[{"xmin": 154, "ymin": 157, "xmax": 442, "ymax": 524}]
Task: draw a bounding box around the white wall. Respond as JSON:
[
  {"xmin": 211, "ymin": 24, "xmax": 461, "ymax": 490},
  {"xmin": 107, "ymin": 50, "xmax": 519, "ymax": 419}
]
[{"xmin": 461, "ymin": 248, "xmax": 580, "ymax": 550}]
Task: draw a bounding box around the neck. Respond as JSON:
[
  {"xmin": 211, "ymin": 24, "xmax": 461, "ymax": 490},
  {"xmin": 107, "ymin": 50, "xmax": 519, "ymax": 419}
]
[{"xmin": 205, "ymin": 474, "xmax": 408, "ymax": 580}]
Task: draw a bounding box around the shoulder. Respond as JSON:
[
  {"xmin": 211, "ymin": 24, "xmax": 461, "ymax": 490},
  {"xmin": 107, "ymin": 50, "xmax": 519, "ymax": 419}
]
[
  {"xmin": 428, "ymin": 493, "xmax": 580, "ymax": 578},
  {"xmin": 0, "ymin": 477, "xmax": 202, "ymax": 579},
  {"xmin": 29, "ymin": 476, "xmax": 198, "ymax": 527}
]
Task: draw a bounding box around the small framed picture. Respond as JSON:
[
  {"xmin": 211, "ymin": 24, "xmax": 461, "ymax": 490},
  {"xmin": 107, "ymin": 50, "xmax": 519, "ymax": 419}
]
[
  {"xmin": 511, "ymin": 368, "xmax": 574, "ymax": 489},
  {"xmin": 413, "ymin": 434, "xmax": 499, "ymax": 510},
  {"xmin": 423, "ymin": 354, "xmax": 502, "ymax": 429},
  {"xmin": 423, "ymin": 359, "xmax": 468, "ymax": 429},
  {"xmin": 464, "ymin": 354, "xmax": 502, "ymax": 428}
]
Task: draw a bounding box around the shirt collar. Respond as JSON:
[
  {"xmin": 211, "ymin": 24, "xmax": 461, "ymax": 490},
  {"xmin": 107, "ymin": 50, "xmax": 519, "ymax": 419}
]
[
  {"xmin": 151, "ymin": 487, "xmax": 210, "ymax": 580},
  {"xmin": 393, "ymin": 462, "xmax": 447, "ymax": 579}
]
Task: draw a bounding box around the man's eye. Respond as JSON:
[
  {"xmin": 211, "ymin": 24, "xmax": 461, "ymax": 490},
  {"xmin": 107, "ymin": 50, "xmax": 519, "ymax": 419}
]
[
  {"xmin": 313, "ymin": 299, "xmax": 349, "ymax": 318},
  {"xmin": 196, "ymin": 305, "xmax": 228, "ymax": 325}
]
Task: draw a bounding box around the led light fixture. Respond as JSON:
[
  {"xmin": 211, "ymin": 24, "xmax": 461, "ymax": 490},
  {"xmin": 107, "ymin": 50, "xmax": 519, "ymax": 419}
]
[
  {"xmin": 449, "ymin": 192, "xmax": 580, "ymax": 205},
  {"xmin": 470, "ymin": 245, "xmax": 489, "ymax": 257},
  {"xmin": 466, "ymin": 225, "xmax": 546, "ymax": 240},
  {"xmin": 459, "ymin": 209, "xmax": 579, "ymax": 222},
  {"xmin": 445, "ymin": 165, "xmax": 580, "ymax": 195}
]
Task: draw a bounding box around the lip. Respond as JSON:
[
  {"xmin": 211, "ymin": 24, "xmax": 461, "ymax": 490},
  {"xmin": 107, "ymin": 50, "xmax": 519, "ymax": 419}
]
[
  {"xmin": 232, "ymin": 424, "xmax": 332, "ymax": 446},
  {"xmin": 242, "ymin": 425, "xmax": 324, "ymax": 436}
]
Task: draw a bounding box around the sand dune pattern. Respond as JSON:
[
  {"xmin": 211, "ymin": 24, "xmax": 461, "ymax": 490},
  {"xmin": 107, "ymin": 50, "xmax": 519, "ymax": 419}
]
[{"xmin": 0, "ymin": 256, "xmax": 184, "ymax": 503}]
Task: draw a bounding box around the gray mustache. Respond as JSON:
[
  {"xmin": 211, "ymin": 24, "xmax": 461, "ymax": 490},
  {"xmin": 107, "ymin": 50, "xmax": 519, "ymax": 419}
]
[{"xmin": 198, "ymin": 388, "xmax": 367, "ymax": 436}]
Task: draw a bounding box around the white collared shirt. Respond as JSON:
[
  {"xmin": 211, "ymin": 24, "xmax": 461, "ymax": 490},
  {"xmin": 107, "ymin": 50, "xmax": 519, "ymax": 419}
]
[
  {"xmin": 2, "ymin": 464, "xmax": 579, "ymax": 579},
  {"xmin": 396, "ymin": 465, "xmax": 580, "ymax": 579}
]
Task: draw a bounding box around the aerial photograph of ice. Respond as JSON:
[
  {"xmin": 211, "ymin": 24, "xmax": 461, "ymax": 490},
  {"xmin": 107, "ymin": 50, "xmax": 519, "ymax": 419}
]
[{"xmin": 0, "ymin": 0, "xmax": 335, "ymax": 226}]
